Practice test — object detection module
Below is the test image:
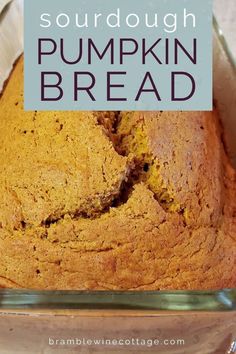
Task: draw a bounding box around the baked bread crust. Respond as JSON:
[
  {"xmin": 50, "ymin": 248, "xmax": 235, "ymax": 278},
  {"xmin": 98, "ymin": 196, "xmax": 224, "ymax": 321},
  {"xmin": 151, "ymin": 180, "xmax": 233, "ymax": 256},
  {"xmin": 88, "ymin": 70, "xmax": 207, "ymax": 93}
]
[{"xmin": 0, "ymin": 57, "xmax": 235, "ymax": 290}]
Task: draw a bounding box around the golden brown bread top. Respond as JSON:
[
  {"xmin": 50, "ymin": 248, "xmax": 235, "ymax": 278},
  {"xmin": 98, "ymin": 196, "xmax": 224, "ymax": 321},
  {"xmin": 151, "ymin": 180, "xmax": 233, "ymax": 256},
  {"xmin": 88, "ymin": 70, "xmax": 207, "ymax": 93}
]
[
  {"xmin": 0, "ymin": 56, "xmax": 235, "ymax": 290},
  {"xmin": 0, "ymin": 58, "xmax": 131, "ymax": 229},
  {"xmin": 117, "ymin": 110, "xmax": 226, "ymax": 227}
]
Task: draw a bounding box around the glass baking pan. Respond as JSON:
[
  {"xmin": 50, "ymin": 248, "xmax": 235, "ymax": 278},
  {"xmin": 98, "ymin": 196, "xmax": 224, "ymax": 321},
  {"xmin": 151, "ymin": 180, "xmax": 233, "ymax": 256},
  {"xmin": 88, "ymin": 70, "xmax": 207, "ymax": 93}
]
[{"xmin": 0, "ymin": 7, "xmax": 236, "ymax": 354}]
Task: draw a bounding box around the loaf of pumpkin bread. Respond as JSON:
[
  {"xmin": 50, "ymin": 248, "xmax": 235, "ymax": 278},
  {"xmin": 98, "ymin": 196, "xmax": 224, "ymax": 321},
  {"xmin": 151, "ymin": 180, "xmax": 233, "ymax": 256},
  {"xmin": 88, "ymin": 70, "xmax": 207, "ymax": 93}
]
[{"xmin": 0, "ymin": 56, "xmax": 235, "ymax": 290}]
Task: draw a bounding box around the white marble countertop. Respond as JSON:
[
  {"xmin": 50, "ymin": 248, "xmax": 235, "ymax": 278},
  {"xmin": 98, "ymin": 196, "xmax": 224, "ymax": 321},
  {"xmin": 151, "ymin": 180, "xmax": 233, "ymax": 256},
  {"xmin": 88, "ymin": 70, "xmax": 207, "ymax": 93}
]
[{"xmin": 214, "ymin": 0, "xmax": 236, "ymax": 59}]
